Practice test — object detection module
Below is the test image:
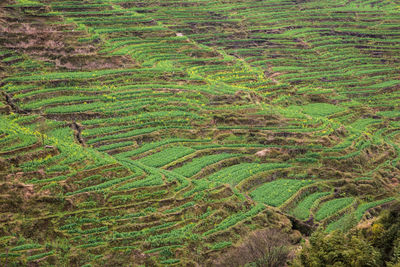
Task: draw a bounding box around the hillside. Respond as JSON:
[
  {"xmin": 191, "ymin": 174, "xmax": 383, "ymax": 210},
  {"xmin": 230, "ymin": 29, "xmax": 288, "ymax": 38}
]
[{"xmin": 1, "ymin": 0, "xmax": 400, "ymax": 266}]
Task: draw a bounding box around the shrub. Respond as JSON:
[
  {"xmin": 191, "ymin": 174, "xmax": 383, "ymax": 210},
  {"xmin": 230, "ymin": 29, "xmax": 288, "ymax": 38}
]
[
  {"xmin": 294, "ymin": 231, "xmax": 381, "ymax": 267},
  {"xmin": 215, "ymin": 229, "xmax": 291, "ymax": 267}
]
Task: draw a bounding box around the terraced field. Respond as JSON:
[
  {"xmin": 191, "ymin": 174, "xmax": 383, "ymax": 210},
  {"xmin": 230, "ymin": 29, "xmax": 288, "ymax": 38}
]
[{"xmin": 1, "ymin": 0, "xmax": 399, "ymax": 265}]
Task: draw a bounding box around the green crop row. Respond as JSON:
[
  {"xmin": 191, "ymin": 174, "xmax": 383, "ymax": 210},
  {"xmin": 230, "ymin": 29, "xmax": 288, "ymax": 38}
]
[
  {"xmin": 97, "ymin": 141, "xmax": 135, "ymax": 152},
  {"xmin": 87, "ymin": 127, "xmax": 163, "ymax": 145},
  {"xmin": 208, "ymin": 163, "xmax": 291, "ymax": 186},
  {"xmin": 174, "ymin": 153, "xmax": 241, "ymax": 178},
  {"xmin": 116, "ymin": 139, "xmax": 209, "ymax": 158},
  {"xmin": 203, "ymin": 204, "xmax": 265, "ymax": 236},
  {"xmin": 10, "ymin": 243, "xmax": 42, "ymax": 252},
  {"xmin": 291, "ymin": 192, "xmax": 331, "ymax": 220},
  {"xmin": 250, "ymin": 179, "xmax": 314, "ymax": 207},
  {"xmin": 139, "ymin": 146, "xmax": 196, "ymax": 168},
  {"xmin": 315, "ymin": 198, "xmax": 354, "ymax": 221},
  {"xmin": 116, "ymin": 173, "xmax": 163, "ymax": 190},
  {"xmin": 4, "ymin": 69, "xmax": 140, "ymax": 82},
  {"xmin": 355, "ymin": 198, "xmax": 395, "ymax": 220},
  {"xmin": 81, "ymin": 111, "xmax": 202, "ymax": 126},
  {"xmin": 66, "ymin": 174, "xmax": 137, "ymax": 195}
]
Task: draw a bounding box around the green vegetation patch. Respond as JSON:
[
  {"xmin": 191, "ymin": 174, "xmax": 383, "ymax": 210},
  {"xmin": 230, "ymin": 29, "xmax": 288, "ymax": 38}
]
[
  {"xmin": 208, "ymin": 163, "xmax": 291, "ymax": 186},
  {"xmin": 295, "ymin": 103, "xmax": 345, "ymax": 117},
  {"xmin": 315, "ymin": 198, "xmax": 354, "ymax": 221},
  {"xmin": 250, "ymin": 179, "xmax": 314, "ymax": 207},
  {"xmin": 174, "ymin": 153, "xmax": 241, "ymax": 177},
  {"xmin": 291, "ymin": 192, "xmax": 330, "ymax": 220},
  {"xmin": 139, "ymin": 146, "xmax": 196, "ymax": 167}
]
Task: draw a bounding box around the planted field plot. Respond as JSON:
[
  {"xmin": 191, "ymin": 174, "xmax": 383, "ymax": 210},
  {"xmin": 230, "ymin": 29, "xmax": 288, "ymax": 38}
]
[
  {"xmin": 290, "ymin": 192, "xmax": 330, "ymax": 220},
  {"xmin": 314, "ymin": 197, "xmax": 355, "ymax": 221},
  {"xmin": 1, "ymin": 0, "xmax": 400, "ymax": 265},
  {"xmin": 250, "ymin": 179, "xmax": 314, "ymax": 207}
]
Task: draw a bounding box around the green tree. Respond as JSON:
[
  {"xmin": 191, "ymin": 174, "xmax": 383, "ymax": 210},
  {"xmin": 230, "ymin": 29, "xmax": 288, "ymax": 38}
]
[{"xmin": 295, "ymin": 231, "xmax": 381, "ymax": 267}]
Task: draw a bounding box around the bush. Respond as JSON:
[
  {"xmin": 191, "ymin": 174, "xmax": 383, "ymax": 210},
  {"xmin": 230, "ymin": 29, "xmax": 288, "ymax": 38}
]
[
  {"xmin": 215, "ymin": 229, "xmax": 291, "ymax": 267},
  {"xmin": 294, "ymin": 231, "xmax": 382, "ymax": 267}
]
